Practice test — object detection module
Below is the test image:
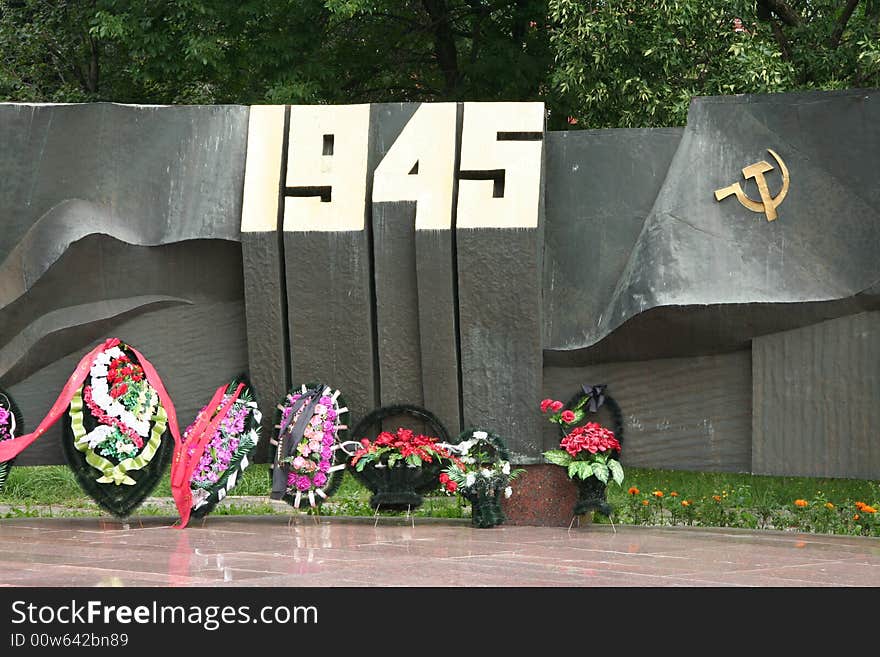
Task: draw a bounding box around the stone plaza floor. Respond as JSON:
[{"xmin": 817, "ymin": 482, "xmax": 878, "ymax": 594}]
[{"xmin": 1, "ymin": 514, "xmax": 878, "ymax": 587}]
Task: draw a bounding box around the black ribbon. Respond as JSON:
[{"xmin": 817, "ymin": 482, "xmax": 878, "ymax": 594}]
[
  {"xmin": 581, "ymin": 384, "xmax": 607, "ymax": 413},
  {"xmin": 270, "ymin": 385, "xmax": 326, "ymax": 499}
]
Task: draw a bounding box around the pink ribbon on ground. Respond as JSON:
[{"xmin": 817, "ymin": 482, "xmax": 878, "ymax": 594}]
[{"xmin": 0, "ymin": 338, "xmax": 120, "ymax": 463}]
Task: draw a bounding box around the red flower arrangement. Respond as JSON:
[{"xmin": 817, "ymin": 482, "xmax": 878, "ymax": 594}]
[
  {"xmin": 350, "ymin": 427, "xmax": 461, "ymax": 493},
  {"xmin": 560, "ymin": 422, "xmax": 620, "ymax": 457},
  {"xmin": 541, "ymin": 400, "xmax": 624, "ymax": 485}
]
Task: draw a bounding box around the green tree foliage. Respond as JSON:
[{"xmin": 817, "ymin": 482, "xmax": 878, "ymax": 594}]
[
  {"xmin": 0, "ymin": 0, "xmax": 553, "ymax": 105},
  {"xmin": 1, "ymin": 1, "xmax": 877, "ymax": 128},
  {"xmin": 550, "ymin": 0, "xmax": 880, "ymax": 128}
]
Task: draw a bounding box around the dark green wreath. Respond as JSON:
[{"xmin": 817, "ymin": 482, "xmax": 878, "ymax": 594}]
[
  {"xmin": 270, "ymin": 382, "xmax": 349, "ymax": 510},
  {"xmin": 349, "ymin": 404, "xmax": 453, "ymax": 511},
  {"xmin": 189, "ymin": 374, "xmax": 263, "ymax": 520},
  {"xmin": 0, "ymin": 388, "xmax": 25, "ymax": 494},
  {"xmin": 450, "ymin": 427, "xmax": 517, "ymax": 528},
  {"xmin": 61, "ymin": 346, "xmax": 173, "ymax": 519},
  {"xmin": 560, "ymin": 384, "xmax": 624, "ymax": 518}
]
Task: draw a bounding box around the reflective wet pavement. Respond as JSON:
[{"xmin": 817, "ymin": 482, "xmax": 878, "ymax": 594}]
[{"xmin": 1, "ymin": 515, "xmax": 879, "ymax": 587}]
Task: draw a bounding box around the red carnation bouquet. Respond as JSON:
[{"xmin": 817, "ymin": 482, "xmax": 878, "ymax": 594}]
[
  {"xmin": 350, "ymin": 427, "xmax": 461, "ymax": 493},
  {"xmin": 540, "ymin": 399, "xmax": 624, "ymax": 486}
]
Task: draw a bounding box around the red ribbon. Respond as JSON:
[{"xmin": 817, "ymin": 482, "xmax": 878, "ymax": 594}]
[
  {"xmin": 166, "ymin": 381, "xmax": 245, "ymax": 529},
  {"xmin": 0, "ymin": 338, "xmax": 121, "ymax": 463}
]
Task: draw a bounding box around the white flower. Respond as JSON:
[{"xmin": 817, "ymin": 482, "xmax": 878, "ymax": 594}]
[
  {"xmin": 86, "ymin": 425, "xmax": 115, "ymax": 448},
  {"xmin": 472, "ymin": 430, "xmax": 488, "ymax": 440},
  {"xmin": 457, "ymin": 439, "xmax": 474, "ymax": 454},
  {"xmin": 191, "ymin": 488, "xmax": 210, "ymax": 509},
  {"xmin": 481, "ymin": 468, "xmax": 493, "ymax": 479},
  {"xmin": 504, "ymin": 486, "xmax": 513, "ymax": 498},
  {"xmin": 502, "ymin": 462, "xmax": 511, "ymax": 475},
  {"xmin": 465, "ymin": 473, "xmax": 476, "ymax": 487}
]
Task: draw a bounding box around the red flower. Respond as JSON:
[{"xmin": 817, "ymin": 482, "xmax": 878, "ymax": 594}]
[
  {"xmin": 560, "ymin": 410, "xmax": 575, "ymax": 424},
  {"xmin": 375, "ymin": 431, "xmax": 394, "ymax": 446},
  {"xmin": 549, "ymin": 400, "xmax": 564, "ymax": 413},
  {"xmin": 559, "ymin": 422, "xmax": 619, "ymax": 457},
  {"xmin": 439, "ymin": 473, "xmax": 450, "ymax": 484},
  {"xmin": 540, "ymin": 398, "xmax": 554, "ymax": 413},
  {"xmin": 445, "ymin": 480, "xmax": 458, "ymax": 493}
]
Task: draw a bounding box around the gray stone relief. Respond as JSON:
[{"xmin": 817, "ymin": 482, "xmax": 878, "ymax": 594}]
[{"xmin": 1, "ymin": 91, "xmax": 877, "ymax": 478}]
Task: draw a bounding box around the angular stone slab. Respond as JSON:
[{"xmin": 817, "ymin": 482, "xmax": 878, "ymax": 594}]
[
  {"xmin": 456, "ymin": 102, "xmax": 545, "ymax": 460},
  {"xmin": 371, "ymin": 102, "xmax": 461, "ymax": 434},
  {"xmin": 753, "ymin": 311, "xmax": 880, "ymax": 479},
  {"xmin": 283, "ymin": 104, "xmax": 377, "ymax": 423}
]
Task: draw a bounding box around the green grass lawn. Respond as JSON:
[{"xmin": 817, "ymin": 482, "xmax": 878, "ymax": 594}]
[{"xmin": 1, "ymin": 464, "xmax": 878, "ymax": 536}]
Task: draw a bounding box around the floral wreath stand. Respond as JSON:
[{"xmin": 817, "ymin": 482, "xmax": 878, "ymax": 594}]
[
  {"xmin": 184, "ymin": 376, "xmax": 263, "ymax": 523},
  {"xmin": 451, "ymin": 428, "xmax": 514, "ymax": 529},
  {"xmin": 0, "ymin": 389, "xmax": 24, "ymax": 493},
  {"xmin": 269, "ymin": 382, "xmax": 350, "ymax": 522},
  {"xmin": 61, "ymin": 340, "xmax": 174, "ymax": 519},
  {"xmin": 349, "ymin": 404, "xmax": 453, "ymax": 525},
  {"xmin": 560, "ymin": 384, "xmax": 624, "ymax": 530}
]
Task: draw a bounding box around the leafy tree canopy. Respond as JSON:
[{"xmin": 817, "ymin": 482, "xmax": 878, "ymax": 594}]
[
  {"xmin": 551, "ymin": 0, "xmax": 880, "ymax": 127},
  {"xmin": 0, "ymin": 1, "xmax": 877, "ymax": 129}
]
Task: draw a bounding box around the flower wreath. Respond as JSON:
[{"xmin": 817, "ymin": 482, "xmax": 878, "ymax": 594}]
[
  {"xmin": 186, "ymin": 376, "xmax": 262, "ymax": 519},
  {"xmin": 541, "ymin": 384, "xmax": 624, "ymax": 518},
  {"xmin": 270, "ymin": 383, "xmax": 350, "ymax": 510},
  {"xmin": 62, "ymin": 341, "xmax": 173, "ymax": 518},
  {"xmin": 442, "ymin": 428, "xmax": 524, "ymax": 528},
  {"xmin": 348, "ymin": 404, "xmax": 458, "ymax": 511},
  {"xmin": 0, "ymin": 389, "xmax": 24, "ymax": 493}
]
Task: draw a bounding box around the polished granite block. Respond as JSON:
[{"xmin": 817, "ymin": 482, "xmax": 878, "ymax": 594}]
[{"xmin": 502, "ymin": 464, "xmax": 579, "ymax": 526}]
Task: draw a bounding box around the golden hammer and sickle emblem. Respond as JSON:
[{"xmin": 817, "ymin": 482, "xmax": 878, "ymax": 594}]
[{"xmin": 714, "ymin": 149, "xmax": 790, "ymax": 221}]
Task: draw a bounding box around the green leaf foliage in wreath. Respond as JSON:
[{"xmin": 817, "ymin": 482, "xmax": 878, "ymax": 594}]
[
  {"xmin": 543, "ymin": 449, "xmax": 572, "ymax": 468},
  {"xmin": 608, "ymin": 459, "xmax": 624, "ymax": 486}
]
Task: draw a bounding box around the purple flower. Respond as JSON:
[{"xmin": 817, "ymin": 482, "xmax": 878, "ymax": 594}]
[
  {"xmin": 321, "ymin": 446, "xmax": 332, "ymax": 459},
  {"xmin": 326, "ymin": 409, "xmax": 337, "ymax": 420},
  {"xmin": 313, "ymin": 472, "xmax": 327, "ymax": 487},
  {"xmin": 295, "ymin": 475, "xmax": 312, "ymax": 491},
  {"xmin": 323, "ymin": 420, "xmax": 334, "ymax": 431},
  {"xmin": 319, "ymin": 396, "xmax": 332, "ymax": 405}
]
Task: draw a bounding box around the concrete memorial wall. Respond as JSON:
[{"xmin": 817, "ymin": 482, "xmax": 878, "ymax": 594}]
[{"xmin": 1, "ymin": 90, "xmax": 878, "ymax": 494}]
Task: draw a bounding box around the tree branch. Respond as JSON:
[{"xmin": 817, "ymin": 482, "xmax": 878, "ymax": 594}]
[
  {"xmin": 770, "ymin": 20, "xmax": 792, "ymax": 62},
  {"xmin": 830, "ymin": 0, "xmax": 860, "ymax": 49},
  {"xmin": 756, "ymin": 0, "xmax": 802, "ymax": 27},
  {"xmin": 421, "ymin": 0, "xmax": 460, "ymax": 95},
  {"xmin": 86, "ymin": 34, "xmax": 99, "ymax": 94}
]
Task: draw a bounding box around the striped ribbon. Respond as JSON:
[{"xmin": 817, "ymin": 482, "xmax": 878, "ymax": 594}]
[{"xmin": 68, "ymin": 388, "xmax": 168, "ymax": 486}]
